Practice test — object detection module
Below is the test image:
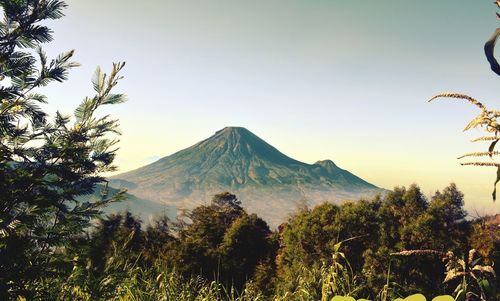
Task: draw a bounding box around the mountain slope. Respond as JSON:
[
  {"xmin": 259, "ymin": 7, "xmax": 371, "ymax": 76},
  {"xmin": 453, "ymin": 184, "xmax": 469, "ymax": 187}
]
[
  {"xmin": 79, "ymin": 186, "xmax": 175, "ymax": 223},
  {"xmin": 111, "ymin": 127, "xmax": 383, "ymax": 226}
]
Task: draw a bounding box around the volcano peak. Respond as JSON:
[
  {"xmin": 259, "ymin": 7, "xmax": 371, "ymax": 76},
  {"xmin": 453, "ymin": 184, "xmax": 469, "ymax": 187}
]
[{"xmin": 111, "ymin": 127, "xmax": 383, "ymax": 226}]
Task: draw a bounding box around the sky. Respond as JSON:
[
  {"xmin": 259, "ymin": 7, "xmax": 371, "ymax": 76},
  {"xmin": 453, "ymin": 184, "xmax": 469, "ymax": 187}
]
[{"xmin": 39, "ymin": 0, "xmax": 500, "ymax": 215}]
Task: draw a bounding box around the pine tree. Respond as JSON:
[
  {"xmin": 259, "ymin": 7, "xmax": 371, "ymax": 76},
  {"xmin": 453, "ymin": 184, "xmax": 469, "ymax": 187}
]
[{"xmin": 0, "ymin": 0, "xmax": 126, "ymax": 298}]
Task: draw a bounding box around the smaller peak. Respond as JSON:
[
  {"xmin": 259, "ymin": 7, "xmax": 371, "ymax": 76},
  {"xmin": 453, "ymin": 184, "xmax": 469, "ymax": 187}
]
[{"xmin": 314, "ymin": 160, "xmax": 337, "ymax": 167}]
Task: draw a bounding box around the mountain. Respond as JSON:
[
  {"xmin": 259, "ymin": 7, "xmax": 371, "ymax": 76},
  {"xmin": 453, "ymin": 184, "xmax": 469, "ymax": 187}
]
[
  {"xmin": 79, "ymin": 186, "xmax": 176, "ymax": 223},
  {"xmin": 111, "ymin": 127, "xmax": 384, "ymax": 226}
]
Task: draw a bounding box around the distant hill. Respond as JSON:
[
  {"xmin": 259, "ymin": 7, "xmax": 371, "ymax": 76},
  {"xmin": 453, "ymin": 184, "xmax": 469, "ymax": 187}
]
[
  {"xmin": 111, "ymin": 127, "xmax": 384, "ymax": 226},
  {"xmin": 80, "ymin": 186, "xmax": 176, "ymax": 223}
]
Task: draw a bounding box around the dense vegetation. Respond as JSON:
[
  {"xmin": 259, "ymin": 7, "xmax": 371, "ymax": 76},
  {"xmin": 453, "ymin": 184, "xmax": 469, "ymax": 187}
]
[
  {"xmin": 0, "ymin": 1, "xmax": 499, "ymax": 300},
  {"xmin": 4, "ymin": 186, "xmax": 500, "ymax": 300}
]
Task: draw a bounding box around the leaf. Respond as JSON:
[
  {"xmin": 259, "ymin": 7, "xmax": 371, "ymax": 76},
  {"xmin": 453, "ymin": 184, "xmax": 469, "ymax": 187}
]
[
  {"xmin": 485, "ymin": 28, "xmax": 500, "ymax": 76},
  {"xmin": 431, "ymin": 296, "xmax": 454, "ymax": 301},
  {"xmin": 92, "ymin": 66, "xmax": 105, "ymax": 94},
  {"xmin": 333, "ymin": 241, "xmax": 342, "ymax": 253},
  {"xmin": 477, "ymin": 279, "xmax": 493, "ymax": 296},
  {"xmin": 102, "ymin": 93, "xmax": 126, "ymax": 105},
  {"xmin": 489, "ymin": 140, "xmax": 500, "ymax": 154},
  {"xmin": 393, "ymin": 294, "xmax": 426, "ymax": 301},
  {"xmin": 36, "ymin": 46, "xmax": 47, "ymax": 67},
  {"xmin": 74, "ymin": 97, "xmax": 94, "ymax": 122},
  {"xmin": 493, "ymin": 166, "xmax": 500, "ymax": 201},
  {"xmin": 454, "ymin": 289, "xmax": 465, "ymax": 301},
  {"xmin": 45, "ymin": 0, "xmax": 68, "ymax": 20},
  {"xmin": 330, "ymin": 296, "xmax": 355, "ymax": 301}
]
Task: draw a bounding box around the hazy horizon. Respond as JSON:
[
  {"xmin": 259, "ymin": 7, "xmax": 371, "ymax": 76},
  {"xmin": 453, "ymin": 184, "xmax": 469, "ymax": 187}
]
[{"xmin": 40, "ymin": 0, "xmax": 500, "ymax": 215}]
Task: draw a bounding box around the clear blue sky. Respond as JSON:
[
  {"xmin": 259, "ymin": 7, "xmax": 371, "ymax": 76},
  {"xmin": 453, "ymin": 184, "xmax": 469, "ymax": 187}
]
[{"xmin": 41, "ymin": 0, "xmax": 500, "ymax": 215}]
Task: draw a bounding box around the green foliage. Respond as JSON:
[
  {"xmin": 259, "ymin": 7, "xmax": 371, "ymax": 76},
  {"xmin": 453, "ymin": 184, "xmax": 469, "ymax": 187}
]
[
  {"xmin": 469, "ymin": 217, "xmax": 500, "ymax": 280},
  {"xmin": 0, "ymin": 2, "xmax": 497, "ymax": 300},
  {"xmin": 143, "ymin": 215, "xmax": 176, "ymax": 262},
  {"xmin": 7, "ymin": 183, "xmax": 498, "ymax": 300},
  {"xmin": 321, "ymin": 241, "xmax": 360, "ymax": 300},
  {"xmin": 173, "ymin": 193, "xmax": 276, "ymax": 291},
  {"xmin": 277, "ymin": 203, "xmax": 339, "ymax": 266},
  {"xmin": 219, "ymin": 213, "xmax": 273, "ymax": 289},
  {"xmin": 392, "ymin": 249, "xmax": 496, "ymax": 301},
  {"xmin": 277, "ymin": 184, "xmax": 479, "ymax": 300},
  {"xmin": 0, "ymin": 0, "xmax": 126, "ymax": 298}
]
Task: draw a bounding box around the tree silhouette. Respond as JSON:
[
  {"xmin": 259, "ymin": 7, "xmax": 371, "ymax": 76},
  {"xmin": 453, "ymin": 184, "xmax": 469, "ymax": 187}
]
[{"xmin": 0, "ymin": 0, "xmax": 126, "ymax": 298}]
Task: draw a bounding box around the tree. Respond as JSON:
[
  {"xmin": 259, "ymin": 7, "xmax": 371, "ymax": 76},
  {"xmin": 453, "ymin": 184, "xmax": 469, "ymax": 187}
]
[
  {"xmin": 335, "ymin": 199, "xmax": 380, "ymax": 271},
  {"xmin": 64, "ymin": 211, "xmax": 144, "ymax": 299},
  {"xmin": 219, "ymin": 213, "xmax": 272, "ymax": 289},
  {"xmin": 377, "ymin": 185, "xmax": 428, "ymax": 250},
  {"xmin": 172, "ymin": 193, "xmax": 275, "ymax": 290},
  {"xmin": 211, "ymin": 192, "xmax": 242, "ymax": 210},
  {"xmin": 143, "ymin": 215, "xmax": 177, "ymax": 263},
  {"xmin": 173, "ymin": 194, "xmax": 244, "ymax": 280},
  {"xmin": 384, "ymin": 184, "xmax": 470, "ymax": 297},
  {"xmin": 0, "ymin": 0, "xmax": 126, "ymax": 298},
  {"xmin": 425, "ymin": 183, "xmax": 469, "ymax": 250},
  {"xmin": 276, "ymin": 202, "xmax": 340, "ymax": 294}
]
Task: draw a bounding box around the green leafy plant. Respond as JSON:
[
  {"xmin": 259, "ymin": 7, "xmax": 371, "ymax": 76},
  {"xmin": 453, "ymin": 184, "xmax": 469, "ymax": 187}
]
[
  {"xmin": 0, "ymin": 0, "xmax": 126, "ymax": 298},
  {"xmin": 321, "ymin": 240, "xmax": 360, "ymax": 301}
]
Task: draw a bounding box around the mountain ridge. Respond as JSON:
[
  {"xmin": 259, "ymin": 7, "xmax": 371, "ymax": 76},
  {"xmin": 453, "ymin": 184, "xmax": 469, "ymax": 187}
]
[{"xmin": 111, "ymin": 127, "xmax": 383, "ymax": 226}]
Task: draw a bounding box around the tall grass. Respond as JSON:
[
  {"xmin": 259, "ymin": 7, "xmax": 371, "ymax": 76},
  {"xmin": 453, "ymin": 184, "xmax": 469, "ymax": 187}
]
[{"xmin": 42, "ymin": 243, "xmax": 362, "ymax": 301}]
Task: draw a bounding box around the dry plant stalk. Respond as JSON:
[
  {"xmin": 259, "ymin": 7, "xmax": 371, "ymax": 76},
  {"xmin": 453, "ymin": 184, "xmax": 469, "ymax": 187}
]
[
  {"xmin": 429, "ymin": 93, "xmax": 500, "ymax": 200},
  {"xmin": 428, "ymin": 2, "xmax": 500, "ymax": 201},
  {"xmin": 391, "ymin": 249, "xmax": 496, "ymax": 288}
]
